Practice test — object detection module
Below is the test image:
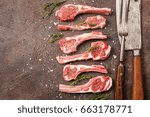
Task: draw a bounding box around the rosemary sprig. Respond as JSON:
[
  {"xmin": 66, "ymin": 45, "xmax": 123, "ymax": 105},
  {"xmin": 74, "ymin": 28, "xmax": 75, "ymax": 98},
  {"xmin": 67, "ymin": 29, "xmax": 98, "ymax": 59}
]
[
  {"xmin": 70, "ymin": 74, "xmax": 92, "ymax": 85},
  {"xmin": 77, "ymin": 22, "xmax": 87, "ymax": 26},
  {"xmin": 88, "ymin": 46, "xmax": 100, "ymax": 52},
  {"xmin": 86, "ymin": 93, "xmax": 110, "ymax": 100},
  {"xmin": 43, "ymin": 0, "xmax": 67, "ymax": 18},
  {"xmin": 43, "ymin": 3, "xmax": 53, "ymax": 11},
  {"xmin": 77, "ymin": 21, "xmax": 97, "ymax": 27},
  {"xmin": 88, "ymin": 23, "xmax": 97, "ymax": 27},
  {"xmin": 49, "ymin": 33, "xmax": 63, "ymax": 43}
]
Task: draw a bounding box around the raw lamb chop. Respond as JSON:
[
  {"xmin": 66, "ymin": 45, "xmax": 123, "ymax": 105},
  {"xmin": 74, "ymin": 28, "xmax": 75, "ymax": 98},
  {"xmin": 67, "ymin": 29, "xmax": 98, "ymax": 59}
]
[
  {"xmin": 63, "ymin": 65, "xmax": 108, "ymax": 81},
  {"xmin": 55, "ymin": 4, "xmax": 112, "ymax": 21},
  {"xmin": 59, "ymin": 32, "xmax": 107, "ymax": 54},
  {"xmin": 56, "ymin": 41, "xmax": 111, "ymax": 64},
  {"xmin": 58, "ymin": 15, "xmax": 106, "ymax": 31},
  {"xmin": 59, "ymin": 76, "xmax": 112, "ymax": 93}
]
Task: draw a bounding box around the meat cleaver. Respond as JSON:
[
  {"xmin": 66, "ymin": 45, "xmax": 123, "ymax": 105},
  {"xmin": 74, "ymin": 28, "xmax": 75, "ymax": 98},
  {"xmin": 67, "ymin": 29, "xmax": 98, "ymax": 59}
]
[{"xmin": 116, "ymin": 0, "xmax": 144, "ymax": 100}]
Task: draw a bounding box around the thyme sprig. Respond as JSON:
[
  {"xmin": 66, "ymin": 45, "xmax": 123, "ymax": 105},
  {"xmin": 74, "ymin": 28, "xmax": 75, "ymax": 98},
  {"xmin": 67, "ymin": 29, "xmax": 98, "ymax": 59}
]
[
  {"xmin": 70, "ymin": 74, "xmax": 92, "ymax": 86},
  {"xmin": 88, "ymin": 23, "xmax": 97, "ymax": 27},
  {"xmin": 49, "ymin": 33, "xmax": 63, "ymax": 43},
  {"xmin": 88, "ymin": 46, "xmax": 100, "ymax": 52},
  {"xmin": 43, "ymin": 0, "xmax": 67, "ymax": 18},
  {"xmin": 86, "ymin": 93, "xmax": 111, "ymax": 100}
]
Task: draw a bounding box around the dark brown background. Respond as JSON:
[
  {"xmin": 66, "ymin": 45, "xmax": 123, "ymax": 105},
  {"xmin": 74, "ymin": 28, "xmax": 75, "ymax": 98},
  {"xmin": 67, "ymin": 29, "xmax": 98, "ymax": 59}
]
[{"xmin": 0, "ymin": 0, "xmax": 149, "ymax": 100}]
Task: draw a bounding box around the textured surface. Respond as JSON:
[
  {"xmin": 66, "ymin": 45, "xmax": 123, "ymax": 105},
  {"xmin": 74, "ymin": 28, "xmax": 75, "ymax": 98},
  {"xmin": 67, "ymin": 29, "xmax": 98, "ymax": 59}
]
[{"xmin": 0, "ymin": 0, "xmax": 149, "ymax": 100}]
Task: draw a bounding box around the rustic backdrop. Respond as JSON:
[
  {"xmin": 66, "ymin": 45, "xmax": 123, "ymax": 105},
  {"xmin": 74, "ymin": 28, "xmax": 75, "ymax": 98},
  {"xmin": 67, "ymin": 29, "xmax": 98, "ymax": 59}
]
[{"xmin": 0, "ymin": 0, "xmax": 149, "ymax": 99}]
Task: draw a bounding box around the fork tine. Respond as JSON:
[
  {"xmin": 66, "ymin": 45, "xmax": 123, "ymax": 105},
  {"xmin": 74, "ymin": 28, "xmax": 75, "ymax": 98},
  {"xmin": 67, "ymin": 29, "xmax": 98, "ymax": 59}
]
[
  {"xmin": 119, "ymin": 0, "xmax": 130, "ymax": 36},
  {"xmin": 119, "ymin": 0, "xmax": 123, "ymax": 24}
]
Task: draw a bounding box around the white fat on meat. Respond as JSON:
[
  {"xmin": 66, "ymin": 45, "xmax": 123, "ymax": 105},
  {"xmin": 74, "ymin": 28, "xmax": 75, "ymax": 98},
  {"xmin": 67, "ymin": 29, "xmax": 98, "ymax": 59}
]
[
  {"xmin": 55, "ymin": 4, "xmax": 112, "ymax": 21},
  {"xmin": 59, "ymin": 76, "xmax": 112, "ymax": 93},
  {"xmin": 57, "ymin": 15, "xmax": 107, "ymax": 31},
  {"xmin": 59, "ymin": 31, "xmax": 107, "ymax": 54},
  {"xmin": 56, "ymin": 41, "xmax": 111, "ymax": 64},
  {"xmin": 63, "ymin": 65, "xmax": 108, "ymax": 81}
]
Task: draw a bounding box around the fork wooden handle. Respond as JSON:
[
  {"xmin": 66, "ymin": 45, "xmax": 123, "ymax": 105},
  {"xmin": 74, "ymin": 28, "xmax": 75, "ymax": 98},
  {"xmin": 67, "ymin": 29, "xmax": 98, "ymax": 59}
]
[
  {"xmin": 132, "ymin": 56, "xmax": 144, "ymax": 100},
  {"xmin": 115, "ymin": 62, "xmax": 124, "ymax": 100}
]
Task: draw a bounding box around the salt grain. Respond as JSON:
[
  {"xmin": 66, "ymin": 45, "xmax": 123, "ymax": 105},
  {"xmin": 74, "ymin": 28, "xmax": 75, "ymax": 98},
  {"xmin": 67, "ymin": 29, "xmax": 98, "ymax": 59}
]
[
  {"xmin": 29, "ymin": 58, "xmax": 32, "ymax": 60},
  {"xmin": 45, "ymin": 84, "xmax": 48, "ymax": 88},
  {"xmin": 50, "ymin": 70, "xmax": 54, "ymax": 72},
  {"xmin": 39, "ymin": 59, "xmax": 42, "ymax": 61},
  {"xmin": 54, "ymin": 22, "xmax": 59, "ymax": 25},
  {"xmin": 113, "ymin": 55, "xmax": 117, "ymax": 59},
  {"xmin": 59, "ymin": 93, "xmax": 61, "ymax": 96}
]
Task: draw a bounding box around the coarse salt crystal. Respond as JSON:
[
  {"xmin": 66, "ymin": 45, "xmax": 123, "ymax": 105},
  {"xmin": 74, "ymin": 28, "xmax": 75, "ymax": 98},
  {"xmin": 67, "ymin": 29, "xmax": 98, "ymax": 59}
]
[
  {"xmin": 54, "ymin": 22, "xmax": 59, "ymax": 25},
  {"xmin": 45, "ymin": 84, "xmax": 48, "ymax": 88},
  {"xmin": 113, "ymin": 55, "xmax": 117, "ymax": 59}
]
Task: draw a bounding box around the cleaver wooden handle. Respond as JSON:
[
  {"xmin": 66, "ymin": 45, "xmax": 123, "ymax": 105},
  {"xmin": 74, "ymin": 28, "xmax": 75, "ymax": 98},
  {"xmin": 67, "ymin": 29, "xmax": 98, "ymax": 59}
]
[
  {"xmin": 115, "ymin": 62, "xmax": 124, "ymax": 100},
  {"xmin": 132, "ymin": 56, "xmax": 144, "ymax": 100}
]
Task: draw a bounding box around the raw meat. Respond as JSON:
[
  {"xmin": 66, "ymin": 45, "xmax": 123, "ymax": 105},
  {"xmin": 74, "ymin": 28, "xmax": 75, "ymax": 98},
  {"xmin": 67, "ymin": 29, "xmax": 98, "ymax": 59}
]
[
  {"xmin": 55, "ymin": 4, "xmax": 112, "ymax": 21},
  {"xmin": 59, "ymin": 76, "xmax": 112, "ymax": 93},
  {"xmin": 56, "ymin": 41, "xmax": 111, "ymax": 64},
  {"xmin": 63, "ymin": 65, "xmax": 108, "ymax": 81},
  {"xmin": 59, "ymin": 32, "xmax": 107, "ymax": 54},
  {"xmin": 58, "ymin": 15, "xmax": 106, "ymax": 31}
]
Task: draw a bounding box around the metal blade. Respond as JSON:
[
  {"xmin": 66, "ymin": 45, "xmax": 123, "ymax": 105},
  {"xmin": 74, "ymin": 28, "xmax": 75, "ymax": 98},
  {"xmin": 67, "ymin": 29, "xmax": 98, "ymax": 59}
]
[{"xmin": 116, "ymin": 0, "xmax": 142, "ymax": 50}]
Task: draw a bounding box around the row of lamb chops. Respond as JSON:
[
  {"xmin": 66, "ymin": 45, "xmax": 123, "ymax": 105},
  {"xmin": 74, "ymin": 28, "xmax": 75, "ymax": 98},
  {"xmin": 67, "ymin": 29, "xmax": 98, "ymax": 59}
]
[{"xmin": 54, "ymin": 4, "xmax": 113, "ymax": 94}]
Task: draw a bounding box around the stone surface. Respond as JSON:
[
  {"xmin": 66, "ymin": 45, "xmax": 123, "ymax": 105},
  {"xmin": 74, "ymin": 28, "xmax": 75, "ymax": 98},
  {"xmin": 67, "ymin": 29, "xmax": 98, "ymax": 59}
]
[{"xmin": 0, "ymin": 0, "xmax": 149, "ymax": 99}]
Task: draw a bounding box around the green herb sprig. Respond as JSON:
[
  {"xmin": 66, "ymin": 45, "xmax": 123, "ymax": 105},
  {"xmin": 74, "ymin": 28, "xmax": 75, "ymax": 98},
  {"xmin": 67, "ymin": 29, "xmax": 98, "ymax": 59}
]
[
  {"xmin": 88, "ymin": 23, "xmax": 97, "ymax": 27},
  {"xmin": 49, "ymin": 33, "xmax": 63, "ymax": 43},
  {"xmin": 70, "ymin": 74, "xmax": 92, "ymax": 85},
  {"xmin": 77, "ymin": 22, "xmax": 87, "ymax": 26},
  {"xmin": 88, "ymin": 46, "xmax": 100, "ymax": 52},
  {"xmin": 77, "ymin": 22, "xmax": 97, "ymax": 27},
  {"xmin": 86, "ymin": 93, "xmax": 110, "ymax": 100},
  {"xmin": 43, "ymin": 0, "xmax": 67, "ymax": 18}
]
